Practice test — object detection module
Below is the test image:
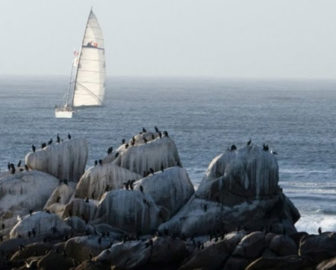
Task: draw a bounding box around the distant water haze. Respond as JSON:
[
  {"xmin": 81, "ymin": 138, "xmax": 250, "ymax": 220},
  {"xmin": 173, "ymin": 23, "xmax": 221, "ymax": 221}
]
[{"xmin": 1, "ymin": 0, "xmax": 336, "ymax": 79}]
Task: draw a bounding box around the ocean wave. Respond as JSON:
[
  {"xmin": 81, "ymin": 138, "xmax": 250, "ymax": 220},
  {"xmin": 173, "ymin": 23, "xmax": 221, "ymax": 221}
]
[{"xmin": 296, "ymin": 215, "xmax": 336, "ymax": 234}]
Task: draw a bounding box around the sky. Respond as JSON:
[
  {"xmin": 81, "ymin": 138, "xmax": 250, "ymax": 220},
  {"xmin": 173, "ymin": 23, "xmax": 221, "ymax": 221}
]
[{"xmin": 1, "ymin": 0, "xmax": 336, "ymax": 79}]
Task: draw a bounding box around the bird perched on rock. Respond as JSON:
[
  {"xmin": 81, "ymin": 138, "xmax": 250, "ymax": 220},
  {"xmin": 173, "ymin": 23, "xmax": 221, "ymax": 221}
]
[
  {"xmin": 94, "ymin": 160, "xmax": 98, "ymax": 166},
  {"xmin": 10, "ymin": 163, "xmax": 15, "ymax": 174},
  {"xmin": 99, "ymin": 160, "xmax": 103, "ymax": 165},
  {"xmin": 318, "ymin": 227, "xmax": 322, "ymax": 235},
  {"xmin": 41, "ymin": 143, "xmax": 46, "ymax": 149},
  {"xmin": 247, "ymin": 139, "xmax": 252, "ymax": 146},
  {"xmin": 142, "ymin": 127, "xmax": 147, "ymax": 133},
  {"xmin": 263, "ymin": 144, "xmax": 269, "ymax": 151},
  {"xmin": 149, "ymin": 168, "xmax": 154, "ymax": 174},
  {"xmin": 161, "ymin": 164, "xmax": 164, "ymax": 172},
  {"xmin": 154, "ymin": 126, "xmax": 159, "ymax": 132},
  {"xmin": 143, "ymin": 137, "xmax": 147, "ymax": 144},
  {"xmin": 140, "ymin": 185, "xmax": 144, "ymax": 193},
  {"xmin": 158, "ymin": 132, "xmax": 162, "ymax": 138},
  {"xmin": 230, "ymin": 145, "xmax": 237, "ymax": 151},
  {"xmin": 48, "ymin": 138, "xmax": 53, "ymax": 145},
  {"xmin": 163, "ymin": 131, "xmax": 169, "ymax": 137},
  {"xmin": 151, "ymin": 134, "xmax": 155, "ymax": 140},
  {"xmin": 32, "ymin": 145, "xmax": 36, "ymax": 152},
  {"xmin": 125, "ymin": 143, "xmax": 129, "ymax": 149},
  {"xmin": 115, "ymin": 152, "xmax": 119, "ymax": 158},
  {"xmin": 68, "ymin": 133, "xmax": 71, "ymax": 140},
  {"xmin": 17, "ymin": 160, "xmax": 21, "ymax": 167},
  {"xmin": 107, "ymin": 146, "xmax": 113, "ymax": 154},
  {"xmin": 56, "ymin": 134, "xmax": 60, "ymax": 143}
]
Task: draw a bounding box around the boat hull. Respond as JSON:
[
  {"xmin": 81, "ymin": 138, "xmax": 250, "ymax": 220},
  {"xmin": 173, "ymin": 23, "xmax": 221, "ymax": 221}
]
[{"xmin": 55, "ymin": 110, "xmax": 73, "ymax": 118}]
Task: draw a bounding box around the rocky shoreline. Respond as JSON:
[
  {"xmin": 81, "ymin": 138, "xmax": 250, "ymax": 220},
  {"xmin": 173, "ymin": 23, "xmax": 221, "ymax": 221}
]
[{"xmin": 0, "ymin": 129, "xmax": 335, "ymax": 269}]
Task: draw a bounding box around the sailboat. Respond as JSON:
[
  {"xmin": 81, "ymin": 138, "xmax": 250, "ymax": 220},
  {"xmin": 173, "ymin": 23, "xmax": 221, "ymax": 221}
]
[{"xmin": 55, "ymin": 9, "xmax": 106, "ymax": 118}]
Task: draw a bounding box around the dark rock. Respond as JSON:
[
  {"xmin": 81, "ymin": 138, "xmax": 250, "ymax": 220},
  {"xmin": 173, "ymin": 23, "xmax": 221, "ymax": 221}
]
[
  {"xmin": 269, "ymin": 235, "xmax": 297, "ymax": 256},
  {"xmin": 223, "ymin": 256, "xmax": 249, "ymax": 270},
  {"xmin": 246, "ymin": 255, "xmax": 307, "ymax": 270},
  {"xmin": 317, "ymin": 257, "xmax": 336, "ymax": 270},
  {"xmin": 233, "ymin": 231, "xmax": 266, "ymax": 259},
  {"xmin": 37, "ymin": 250, "xmax": 74, "ymax": 270},
  {"xmin": 299, "ymin": 232, "xmax": 336, "ymax": 263}
]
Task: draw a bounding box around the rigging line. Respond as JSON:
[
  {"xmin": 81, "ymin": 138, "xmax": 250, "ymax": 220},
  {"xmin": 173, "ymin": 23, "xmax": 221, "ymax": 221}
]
[{"xmin": 76, "ymin": 82, "xmax": 104, "ymax": 103}]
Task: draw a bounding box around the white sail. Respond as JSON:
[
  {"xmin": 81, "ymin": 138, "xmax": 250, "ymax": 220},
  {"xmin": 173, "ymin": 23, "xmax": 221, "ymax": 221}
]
[{"xmin": 72, "ymin": 10, "xmax": 105, "ymax": 107}]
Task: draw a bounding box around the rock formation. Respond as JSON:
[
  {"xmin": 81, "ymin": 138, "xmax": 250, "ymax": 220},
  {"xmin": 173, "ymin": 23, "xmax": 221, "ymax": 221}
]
[{"xmin": 25, "ymin": 139, "xmax": 88, "ymax": 182}]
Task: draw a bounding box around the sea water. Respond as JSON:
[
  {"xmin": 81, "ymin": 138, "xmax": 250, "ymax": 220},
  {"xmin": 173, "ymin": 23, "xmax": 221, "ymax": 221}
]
[{"xmin": 0, "ymin": 76, "xmax": 335, "ymax": 233}]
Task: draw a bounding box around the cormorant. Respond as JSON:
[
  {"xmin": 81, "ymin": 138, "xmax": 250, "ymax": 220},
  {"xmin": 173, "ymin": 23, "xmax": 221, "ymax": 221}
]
[
  {"xmin": 29, "ymin": 209, "xmax": 33, "ymax": 216},
  {"xmin": 151, "ymin": 134, "xmax": 155, "ymax": 140},
  {"xmin": 318, "ymin": 227, "xmax": 322, "ymax": 235},
  {"xmin": 41, "ymin": 143, "xmax": 46, "ymax": 149},
  {"xmin": 158, "ymin": 132, "xmax": 162, "ymax": 138},
  {"xmin": 230, "ymin": 145, "xmax": 237, "ymax": 151},
  {"xmin": 161, "ymin": 164, "xmax": 164, "ymax": 172},
  {"xmin": 142, "ymin": 127, "xmax": 147, "ymax": 133},
  {"xmin": 130, "ymin": 180, "xmax": 135, "ymax": 190},
  {"xmin": 123, "ymin": 182, "xmax": 128, "ymax": 190},
  {"xmin": 68, "ymin": 133, "xmax": 71, "ymax": 140},
  {"xmin": 154, "ymin": 126, "xmax": 159, "ymax": 132},
  {"xmin": 247, "ymin": 139, "xmax": 252, "ymax": 146},
  {"xmin": 10, "ymin": 164, "xmax": 15, "ymax": 174},
  {"xmin": 32, "ymin": 145, "xmax": 36, "ymax": 152},
  {"xmin": 131, "ymin": 140, "xmax": 135, "ymax": 146},
  {"xmin": 125, "ymin": 143, "xmax": 129, "ymax": 149},
  {"xmin": 140, "ymin": 185, "xmax": 144, "ymax": 193},
  {"xmin": 94, "ymin": 160, "xmax": 98, "ymax": 166},
  {"xmin": 48, "ymin": 139, "xmax": 53, "ymax": 145},
  {"xmin": 57, "ymin": 134, "xmax": 60, "ymax": 143},
  {"xmin": 107, "ymin": 146, "xmax": 113, "ymax": 154},
  {"xmin": 17, "ymin": 160, "xmax": 21, "ymax": 167},
  {"xmin": 143, "ymin": 137, "xmax": 147, "ymax": 144},
  {"xmin": 163, "ymin": 131, "xmax": 169, "ymax": 137},
  {"xmin": 99, "ymin": 160, "xmax": 103, "ymax": 165},
  {"xmin": 149, "ymin": 168, "xmax": 154, "ymax": 174},
  {"xmin": 263, "ymin": 144, "xmax": 269, "ymax": 151}
]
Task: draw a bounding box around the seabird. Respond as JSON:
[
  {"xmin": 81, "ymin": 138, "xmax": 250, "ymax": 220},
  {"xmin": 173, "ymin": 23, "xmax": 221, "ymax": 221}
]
[
  {"xmin": 158, "ymin": 132, "xmax": 162, "ymax": 138},
  {"xmin": 107, "ymin": 146, "xmax": 113, "ymax": 154},
  {"xmin": 99, "ymin": 160, "xmax": 103, "ymax": 165},
  {"xmin": 125, "ymin": 143, "xmax": 129, "ymax": 149},
  {"xmin": 318, "ymin": 227, "xmax": 322, "ymax": 235},
  {"xmin": 123, "ymin": 182, "xmax": 128, "ymax": 190},
  {"xmin": 48, "ymin": 138, "xmax": 53, "ymax": 145},
  {"xmin": 263, "ymin": 144, "xmax": 269, "ymax": 151},
  {"xmin": 57, "ymin": 134, "xmax": 60, "ymax": 143},
  {"xmin": 230, "ymin": 145, "xmax": 237, "ymax": 151},
  {"xmin": 163, "ymin": 131, "xmax": 169, "ymax": 137},
  {"xmin": 29, "ymin": 209, "xmax": 33, "ymax": 216},
  {"xmin": 142, "ymin": 127, "xmax": 147, "ymax": 133},
  {"xmin": 17, "ymin": 160, "xmax": 21, "ymax": 167},
  {"xmin": 149, "ymin": 168, "xmax": 154, "ymax": 174},
  {"xmin": 154, "ymin": 126, "xmax": 159, "ymax": 132},
  {"xmin": 115, "ymin": 152, "xmax": 119, "ymax": 158},
  {"xmin": 68, "ymin": 133, "xmax": 71, "ymax": 140},
  {"xmin": 247, "ymin": 139, "xmax": 252, "ymax": 146},
  {"xmin": 10, "ymin": 164, "xmax": 15, "ymax": 174},
  {"xmin": 41, "ymin": 143, "xmax": 46, "ymax": 149},
  {"xmin": 143, "ymin": 137, "xmax": 147, "ymax": 144},
  {"xmin": 161, "ymin": 164, "xmax": 164, "ymax": 172},
  {"xmin": 94, "ymin": 160, "xmax": 98, "ymax": 166},
  {"xmin": 140, "ymin": 185, "xmax": 144, "ymax": 193},
  {"xmin": 32, "ymin": 145, "xmax": 36, "ymax": 152}
]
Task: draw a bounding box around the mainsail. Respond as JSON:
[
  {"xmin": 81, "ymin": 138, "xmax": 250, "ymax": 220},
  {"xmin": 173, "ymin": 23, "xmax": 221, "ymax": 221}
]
[{"xmin": 72, "ymin": 10, "xmax": 105, "ymax": 107}]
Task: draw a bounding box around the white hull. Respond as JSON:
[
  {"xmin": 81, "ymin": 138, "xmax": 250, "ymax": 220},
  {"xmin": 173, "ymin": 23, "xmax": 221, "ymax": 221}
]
[{"xmin": 55, "ymin": 110, "xmax": 73, "ymax": 118}]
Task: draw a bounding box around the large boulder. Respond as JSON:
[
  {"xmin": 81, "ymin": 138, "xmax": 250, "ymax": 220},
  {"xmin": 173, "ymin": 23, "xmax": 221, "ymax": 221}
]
[
  {"xmin": 25, "ymin": 138, "xmax": 88, "ymax": 182},
  {"xmin": 94, "ymin": 240, "xmax": 152, "ymax": 269},
  {"xmin": 95, "ymin": 190, "xmax": 161, "ymax": 234},
  {"xmin": 269, "ymin": 234, "xmax": 297, "ymax": 256},
  {"xmin": 63, "ymin": 198, "xmax": 98, "ymax": 223},
  {"xmin": 159, "ymin": 144, "xmax": 299, "ymax": 236},
  {"xmin": 246, "ymin": 255, "xmax": 306, "ymax": 270},
  {"xmin": 299, "ymin": 232, "xmax": 336, "ymax": 263},
  {"xmin": 0, "ymin": 170, "xmax": 59, "ymax": 235},
  {"xmin": 64, "ymin": 235, "xmax": 112, "ymax": 263},
  {"xmin": 134, "ymin": 167, "xmax": 194, "ymax": 219},
  {"xmin": 114, "ymin": 136, "xmax": 182, "ymax": 175},
  {"xmin": 233, "ymin": 231, "xmax": 266, "ymax": 259},
  {"xmin": 75, "ymin": 163, "xmax": 141, "ymax": 200},
  {"xmin": 10, "ymin": 211, "xmax": 71, "ymax": 239},
  {"xmin": 198, "ymin": 144, "xmax": 279, "ymax": 203}
]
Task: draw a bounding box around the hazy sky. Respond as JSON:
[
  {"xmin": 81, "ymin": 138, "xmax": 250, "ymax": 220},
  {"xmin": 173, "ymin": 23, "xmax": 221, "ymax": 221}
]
[{"xmin": 1, "ymin": 0, "xmax": 336, "ymax": 78}]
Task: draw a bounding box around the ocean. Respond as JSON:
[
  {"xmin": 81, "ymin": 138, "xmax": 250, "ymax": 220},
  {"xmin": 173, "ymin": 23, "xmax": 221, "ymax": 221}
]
[{"xmin": 1, "ymin": 76, "xmax": 336, "ymax": 234}]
